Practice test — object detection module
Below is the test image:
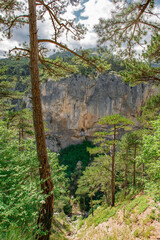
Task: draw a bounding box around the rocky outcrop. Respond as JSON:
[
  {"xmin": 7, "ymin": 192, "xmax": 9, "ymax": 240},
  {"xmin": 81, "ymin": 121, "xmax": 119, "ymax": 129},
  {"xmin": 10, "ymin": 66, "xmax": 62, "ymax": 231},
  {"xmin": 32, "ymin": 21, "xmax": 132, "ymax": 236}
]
[{"xmin": 40, "ymin": 73, "xmax": 156, "ymax": 152}]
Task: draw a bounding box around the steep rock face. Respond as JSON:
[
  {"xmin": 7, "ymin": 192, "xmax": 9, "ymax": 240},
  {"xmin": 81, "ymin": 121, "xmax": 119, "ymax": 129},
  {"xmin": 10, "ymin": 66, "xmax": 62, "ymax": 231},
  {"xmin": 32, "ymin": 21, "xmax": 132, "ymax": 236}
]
[{"xmin": 40, "ymin": 73, "xmax": 155, "ymax": 151}]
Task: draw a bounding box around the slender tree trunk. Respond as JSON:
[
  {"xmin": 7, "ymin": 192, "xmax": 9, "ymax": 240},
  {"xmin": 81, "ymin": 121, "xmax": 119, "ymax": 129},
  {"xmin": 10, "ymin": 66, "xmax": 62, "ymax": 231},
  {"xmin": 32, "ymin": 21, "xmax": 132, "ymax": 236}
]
[
  {"xmin": 111, "ymin": 125, "xmax": 116, "ymax": 207},
  {"xmin": 22, "ymin": 127, "xmax": 24, "ymax": 139},
  {"xmin": 28, "ymin": 1, "xmax": 54, "ymax": 239},
  {"xmin": 19, "ymin": 128, "xmax": 21, "ymax": 151},
  {"xmin": 124, "ymin": 147, "xmax": 128, "ymax": 198},
  {"xmin": 104, "ymin": 190, "xmax": 107, "ymax": 204},
  {"xmin": 142, "ymin": 162, "xmax": 145, "ymax": 185},
  {"xmin": 19, "ymin": 128, "xmax": 21, "ymax": 144},
  {"xmin": 83, "ymin": 196, "xmax": 85, "ymax": 215},
  {"xmin": 107, "ymin": 185, "xmax": 110, "ymax": 206},
  {"xmin": 124, "ymin": 163, "xmax": 128, "ymax": 198},
  {"xmin": 7, "ymin": 121, "xmax": 9, "ymax": 129},
  {"xmin": 90, "ymin": 195, "xmax": 93, "ymax": 216},
  {"xmin": 133, "ymin": 145, "xmax": 136, "ymax": 186},
  {"xmin": 104, "ymin": 187, "xmax": 110, "ymax": 206}
]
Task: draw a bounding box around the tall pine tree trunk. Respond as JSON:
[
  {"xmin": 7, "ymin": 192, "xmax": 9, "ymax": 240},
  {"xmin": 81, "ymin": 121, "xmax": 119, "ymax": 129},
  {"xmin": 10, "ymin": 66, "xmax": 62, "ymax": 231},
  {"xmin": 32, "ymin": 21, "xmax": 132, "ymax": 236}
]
[
  {"xmin": 124, "ymin": 148, "xmax": 128, "ymax": 198},
  {"xmin": 28, "ymin": 0, "xmax": 54, "ymax": 239},
  {"xmin": 133, "ymin": 145, "xmax": 136, "ymax": 186},
  {"xmin": 124, "ymin": 163, "xmax": 128, "ymax": 198},
  {"xmin": 111, "ymin": 125, "xmax": 116, "ymax": 207},
  {"xmin": 107, "ymin": 184, "xmax": 110, "ymax": 206},
  {"xmin": 90, "ymin": 195, "xmax": 94, "ymax": 216}
]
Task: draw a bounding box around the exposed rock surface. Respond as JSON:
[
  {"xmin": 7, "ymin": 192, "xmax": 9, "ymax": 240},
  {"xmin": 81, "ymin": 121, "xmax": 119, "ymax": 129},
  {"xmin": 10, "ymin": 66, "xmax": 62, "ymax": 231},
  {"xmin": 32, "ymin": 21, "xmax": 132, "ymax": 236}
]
[{"xmin": 40, "ymin": 73, "xmax": 156, "ymax": 152}]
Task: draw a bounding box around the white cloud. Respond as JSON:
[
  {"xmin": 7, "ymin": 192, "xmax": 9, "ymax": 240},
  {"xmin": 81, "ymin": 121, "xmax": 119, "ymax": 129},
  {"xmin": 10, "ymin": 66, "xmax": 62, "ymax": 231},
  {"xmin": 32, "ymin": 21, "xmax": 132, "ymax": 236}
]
[
  {"xmin": 66, "ymin": 0, "xmax": 115, "ymax": 50},
  {"xmin": 0, "ymin": 0, "xmax": 115, "ymax": 58},
  {"xmin": 0, "ymin": 37, "xmax": 20, "ymax": 57},
  {"xmin": 80, "ymin": 0, "xmax": 113, "ymax": 27},
  {"xmin": 57, "ymin": 0, "xmax": 115, "ymax": 50},
  {"xmin": 63, "ymin": 2, "xmax": 84, "ymax": 20}
]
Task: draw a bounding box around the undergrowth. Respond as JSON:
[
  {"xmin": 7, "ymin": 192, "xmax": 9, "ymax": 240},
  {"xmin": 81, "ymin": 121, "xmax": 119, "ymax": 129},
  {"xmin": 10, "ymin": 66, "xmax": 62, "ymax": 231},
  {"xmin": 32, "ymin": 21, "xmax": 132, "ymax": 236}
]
[{"xmin": 76, "ymin": 191, "xmax": 158, "ymax": 240}]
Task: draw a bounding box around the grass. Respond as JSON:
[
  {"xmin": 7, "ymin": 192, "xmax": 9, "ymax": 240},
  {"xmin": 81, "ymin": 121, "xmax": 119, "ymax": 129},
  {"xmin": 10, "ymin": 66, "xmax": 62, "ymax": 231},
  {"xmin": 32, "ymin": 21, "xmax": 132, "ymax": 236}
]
[
  {"xmin": 50, "ymin": 233, "xmax": 68, "ymax": 240},
  {"xmin": 75, "ymin": 191, "xmax": 158, "ymax": 240},
  {"xmin": 143, "ymin": 226, "xmax": 155, "ymax": 239},
  {"xmin": 0, "ymin": 224, "xmax": 35, "ymax": 240},
  {"xmin": 122, "ymin": 194, "xmax": 149, "ymax": 217},
  {"xmin": 77, "ymin": 218, "xmax": 85, "ymax": 230},
  {"xmin": 137, "ymin": 196, "xmax": 149, "ymax": 214},
  {"xmin": 50, "ymin": 215, "xmax": 72, "ymax": 240},
  {"xmin": 78, "ymin": 194, "xmax": 150, "ymax": 231},
  {"xmin": 85, "ymin": 205, "xmax": 118, "ymax": 228}
]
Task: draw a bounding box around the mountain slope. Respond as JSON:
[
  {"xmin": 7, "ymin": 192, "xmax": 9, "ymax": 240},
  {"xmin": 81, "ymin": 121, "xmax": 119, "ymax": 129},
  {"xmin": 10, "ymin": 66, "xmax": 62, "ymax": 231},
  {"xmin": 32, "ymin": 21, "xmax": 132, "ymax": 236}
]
[{"xmin": 69, "ymin": 193, "xmax": 160, "ymax": 240}]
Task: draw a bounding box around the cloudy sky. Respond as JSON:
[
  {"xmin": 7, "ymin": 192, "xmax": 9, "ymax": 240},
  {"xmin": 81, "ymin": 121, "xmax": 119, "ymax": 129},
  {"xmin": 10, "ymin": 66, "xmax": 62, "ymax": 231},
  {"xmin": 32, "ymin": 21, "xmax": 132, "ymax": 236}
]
[
  {"xmin": 0, "ymin": 0, "xmax": 114, "ymax": 58},
  {"xmin": 0, "ymin": 0, "xmax": 159, "ymax": 58}
]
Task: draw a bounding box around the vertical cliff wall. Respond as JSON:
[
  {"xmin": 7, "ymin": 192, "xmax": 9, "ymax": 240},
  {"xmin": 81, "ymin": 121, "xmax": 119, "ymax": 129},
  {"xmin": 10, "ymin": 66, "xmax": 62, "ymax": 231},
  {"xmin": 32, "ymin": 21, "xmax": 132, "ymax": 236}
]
[{"xmin": 40, "ymin": 73, "xmax": 156, "ymax": 151}]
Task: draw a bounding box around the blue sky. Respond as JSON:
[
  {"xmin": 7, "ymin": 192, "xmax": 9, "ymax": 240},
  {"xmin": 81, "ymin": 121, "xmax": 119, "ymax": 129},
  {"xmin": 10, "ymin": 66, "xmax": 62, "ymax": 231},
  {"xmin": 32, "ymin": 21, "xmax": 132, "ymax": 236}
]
[{"xmin": 73, "ymin": 0, "xmax": 89, "ymax": 22}]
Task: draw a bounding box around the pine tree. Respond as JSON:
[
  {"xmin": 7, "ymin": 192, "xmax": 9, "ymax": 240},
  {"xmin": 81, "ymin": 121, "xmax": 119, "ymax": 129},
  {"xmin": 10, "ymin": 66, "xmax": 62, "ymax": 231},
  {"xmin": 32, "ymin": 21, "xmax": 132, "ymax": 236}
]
[
  {"xmin": 0, "ymin": 1, "xmax": 109, "ymax": 238},
  {"xmin": 94, "ymin": 0, "xmax": 160, "ymax": 85},
  {"xmin": 94, "ymin": 114, "xmax": 134, "ymax": 206},
  {"xmin": 76, "ymin": 166, "xmax": 99, "ymax": 216}
]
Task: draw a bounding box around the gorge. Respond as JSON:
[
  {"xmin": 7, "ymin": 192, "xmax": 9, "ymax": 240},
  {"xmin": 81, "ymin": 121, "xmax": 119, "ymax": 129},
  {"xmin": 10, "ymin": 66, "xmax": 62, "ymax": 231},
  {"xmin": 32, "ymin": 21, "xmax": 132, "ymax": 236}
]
[{"xmin": 29, "ymin": 72, "xmax": 157, "ymax": 152}]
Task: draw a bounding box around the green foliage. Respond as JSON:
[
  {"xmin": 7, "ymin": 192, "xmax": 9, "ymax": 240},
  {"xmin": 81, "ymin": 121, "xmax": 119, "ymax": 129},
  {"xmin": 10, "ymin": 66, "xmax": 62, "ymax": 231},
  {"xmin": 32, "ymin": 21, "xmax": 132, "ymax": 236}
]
[
  {"xmin": 137, "ymin": 197, "xmax": 149, "ymax": 214},
  {"xmin": 76, "ymin": 165, "xmax": 100, "ymax": 197},
  {"xmin": 121, "ymin": 58, "xmax": 160, "ymax": 84},
  {"xmin": 95, "ymin": 1, "xmax": 159, "ymax": 57},
  {"xmin": 0, "ymin": 122, "xmax": 69, "ymax": 238},
  {"xmin": 136, "ymin": 92, "xmax": 160, "ymax": 131},
  {"xmin": 49, "ymin": 48, "xmax": 125, "ymax": 77},
  {"xmin": 98, "ymin": 114, "xmax": 134, "ymax": 127},
  {"xmin": 71, "ymin": 49, "xmax": 110, "ymax": 78},
  {"xmin": 39, "ymin": 57, "xmax": 79, "ymax": 81},
  {"xmin": 84, "ymin": 205, "xmax": 118, "ymax": 228},
  {"xmin": 0, "ymin": 122, "xmax": 42, "ymax": 237},
  {"xmin": 95, "ymin": 1, "xmax": 160, "ymax": 86},
  {"xmin": 0, "ymin": 58, "xmax": 30, "ymax": 79},
  {"xmin": 59, "ymin": 141, "xmax": 94, "ymax": 195},
  {"xmin": 140, "ymin": 117, "xmax": 160, "ymax": 180},
  {"xmin": 2, "ymin": 224, "xmax": 35, "ymax": 240},
  {"xmin": 77, "ymin": 218, "xmax": 85, "ymax": 230},
  {"xmin": 123, "ymin": 194, "xmax": 148, "ymax": 217}
]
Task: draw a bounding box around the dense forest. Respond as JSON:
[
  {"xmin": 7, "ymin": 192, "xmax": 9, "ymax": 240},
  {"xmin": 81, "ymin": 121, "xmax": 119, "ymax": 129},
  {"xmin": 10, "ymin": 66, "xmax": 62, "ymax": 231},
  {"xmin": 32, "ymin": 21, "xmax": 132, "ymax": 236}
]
[{"xmin": 0, "ymin": 0, "xmax": 160, "ymax": 240}]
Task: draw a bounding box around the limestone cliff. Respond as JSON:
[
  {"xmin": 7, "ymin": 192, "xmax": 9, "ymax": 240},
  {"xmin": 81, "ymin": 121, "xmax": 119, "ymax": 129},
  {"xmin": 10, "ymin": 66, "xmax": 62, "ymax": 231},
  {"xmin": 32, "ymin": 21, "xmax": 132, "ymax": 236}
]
[{"xmin": 38, "ymin": 73, "xmax": 156, "ymax": 151}]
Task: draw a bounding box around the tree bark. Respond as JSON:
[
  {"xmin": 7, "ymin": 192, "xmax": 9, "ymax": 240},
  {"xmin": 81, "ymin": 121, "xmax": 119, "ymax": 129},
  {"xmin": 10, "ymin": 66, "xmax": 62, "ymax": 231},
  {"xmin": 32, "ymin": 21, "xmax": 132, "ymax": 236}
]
[
  {"xmin": 133, "ymin": 145, "xmax": 136, "ymax": 186},
  {"xmin": 124, "ymin": 163, "xmax": 128, "ymax": 198},
  {"xmin": 142, "ymin": 162, "xmax": 145, "ymax": 185},
  {"xmin": 107, "ymin": 185, "xmax": 110, "ymax": 206},
  {"xmin": 28, "ymin": 0, "xmax": 54, "ymax": 239},
  {"xmin": 19, "ymin": 128, "xmax": 21, "ymax": 151},
  {"xmin": 91, "ymin": 195, "xmax": 94, "ymax": 216},
  {"xmin": 111, "ymin": 125, "xmax": 116, "ymax": 207},
  {"xmin": 104, "ymin": 190, "xmax": 107, "ymax": 204}
]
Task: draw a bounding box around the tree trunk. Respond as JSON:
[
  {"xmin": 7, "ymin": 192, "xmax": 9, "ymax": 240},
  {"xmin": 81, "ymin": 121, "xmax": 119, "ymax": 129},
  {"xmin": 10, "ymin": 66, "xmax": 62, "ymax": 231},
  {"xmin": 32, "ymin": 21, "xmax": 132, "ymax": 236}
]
[
  {"xmin": 19, "ymin": 128, "xmax": 21, "ymax": 150},
  {"xmin": 133, "ymin": 145, "xmax": 136, "ymax": 186},
  {"xmin": 124, "ymin": 163, "xmax": 128, "ymax": 198},
  {"xmin": 104, "ymin": 190, "xmax": 107, "ymax": 204},
  {"xmin": 28, "ymin": 1, "xmax": 54, "ymax": 239},
  {"xmin": 142, "ymin": 162, "xmax": 145, "ymax": 185},
  {"xmin": 111, "ymin": 125, "xmax": 116, "ymax": 207},
  {"xmin": 107, "ymin": 185, "xmax": 110, "ymax": 206},
  {"xmin": 91, "ymin": 195, "xmax": 93, "ymax": 216},
  {"xmin": 22, "ymin": 127, "xmax": 24, "ymax": 139},
  {"xmin": 104, "ymin": 188, "xmax": 110, "ymax": 206}
]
